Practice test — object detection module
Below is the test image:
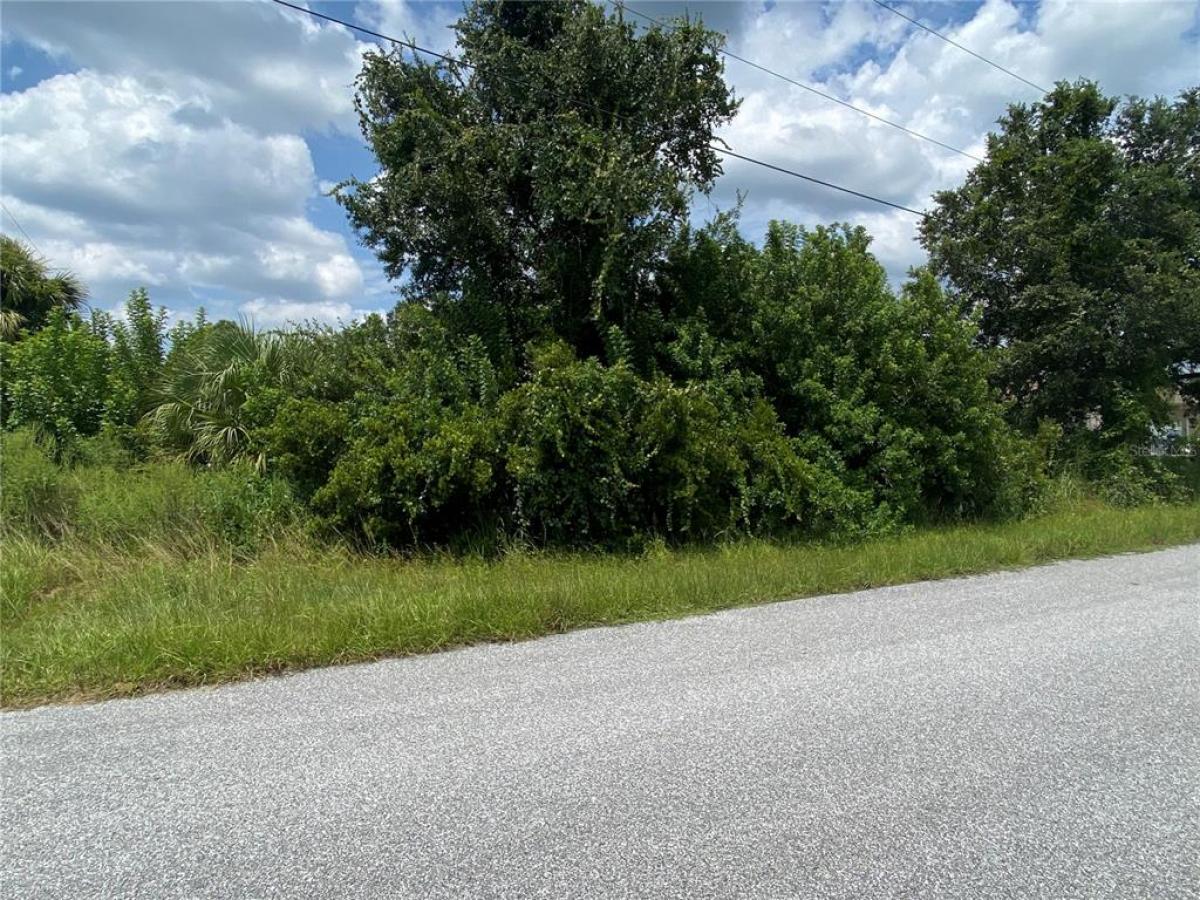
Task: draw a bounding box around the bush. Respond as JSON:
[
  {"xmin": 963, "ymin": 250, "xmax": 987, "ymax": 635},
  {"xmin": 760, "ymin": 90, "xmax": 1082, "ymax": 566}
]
[
  {"xmin": 663, "ymin": 222, "xmax": 1042, "ymax": 526},
  {"xmin": 309, "ymin": 400, "xmax": 503, "ymax": 548},
  {"xmin": 273, "ymin": 308, "xmax": 506, "ymax": 547},
  {"xmin": 633, "ymin": 378, "xmax": 750, "ymax": 537},
  {"xmin": 503, "ymin": 348, "xmax": 877, "ymax": 547},
  {"xmin": 1, "ymin": 309, "xmax": 108, "ymax": 454},
  {"xmin": 100, "ymin": 288, "xmax": 168, "ymax": 444},
  {"xmin": 632, "ymin": 380, "xmax": 875, "ymax": 540},
  {"xmin": 730, "ymin": 404, "xmax": 879, "ymax": 538},
  {"xmin": 1161, "ymin": 456, "xmax": 1200, "ymax": 498},
  {"xmin": 503, "ymin": 348, "xmax": 643, "ymax": 544},
  {"xmin": 273, "ymin": 335, "xmax": 886, "ymax": 550},
  {"xmin": 1089, "ymin": 450, "xmax": 1186, "ymax": 507}
]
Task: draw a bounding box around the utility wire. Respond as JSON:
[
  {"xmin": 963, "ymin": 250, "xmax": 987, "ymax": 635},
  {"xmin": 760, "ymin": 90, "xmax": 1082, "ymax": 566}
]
[
  {"xmin": 611, "ymin": 0, "xmax": 981, "ymax": 163},
  {"xmin": 717, "ymin": 149, "xmax": 925, "ymax": 215},
  {"xmin": 272, "ymin": 0, "xmax": 472, "ymax": 68},
  {"xmin": 271, "ymin": 0, "xmax": 925, "ymax": 218},
  {"xmin": 0, "ymin": 201, "xmax": 40, "ymax": 250},
  {"xmin": 870, "ymin": 0, "xmax": 1048, "ymax": 94},
  {"xmin": 0, "ymin": 200, "xmax": 94, "ymax": 317}
]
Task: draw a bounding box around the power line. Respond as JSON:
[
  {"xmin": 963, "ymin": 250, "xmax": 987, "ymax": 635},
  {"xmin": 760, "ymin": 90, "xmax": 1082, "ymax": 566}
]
[
  {"xmin": 719, "ymin": 47, "xmax": 980, "ymax": 162},
  {"xmin": 0, "ymin": 201, "xmax": 39, "ymax": 250},
  {"xmin": 271, "ymin": 0, "xmax": 925, "ymax": 218},
  {"xmin": 870, "ymin": 0, "xmax": 1048, "ymax": 94},
  {"xmin": 0, "ymin": 200, "xmax": 94, "ymax": 316},
  {"xmin": 272, "ymin": 0, "xmax": 466, "ymax": 69},
  {"xmin": 611, "ymin": 0, "xmax": 981, "ymax": 163},
  {"xmin": 717, "ymin": 149, "xmax": 925, "ymax": 216}
]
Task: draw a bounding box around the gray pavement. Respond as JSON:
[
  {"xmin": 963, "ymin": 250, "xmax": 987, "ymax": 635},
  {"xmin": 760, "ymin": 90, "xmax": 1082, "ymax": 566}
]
[{"xmin": 3, "ymin": 546, "xmax": 1199, "ymax": 899}]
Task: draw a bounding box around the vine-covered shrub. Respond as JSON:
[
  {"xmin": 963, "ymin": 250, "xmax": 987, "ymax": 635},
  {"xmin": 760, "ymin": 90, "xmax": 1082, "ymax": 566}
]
[
  {"xmin": 1, "ymin": 309, "xmax": 109, "ymax": 453},
  {"xmin": 502, "ymin": 348, "xmax": 643, "ymax": 544},
  {"xmin": 662, "ymin": 222, "xmax": 1045, "ymax": 529},
  {"xmin": 502, "ymin": 352, "xmax": 875, "ymax": 545},
  {"xmin": 265, "ymin": 308, "xmax": 507, "ymax": 547},
  {"xmin": 2, "ymin": 222, "xmax": 1050, "ymax": 551},
  {"xmin": 234, "ymin": 222, "xmax": 1047, "ymax": 550}
]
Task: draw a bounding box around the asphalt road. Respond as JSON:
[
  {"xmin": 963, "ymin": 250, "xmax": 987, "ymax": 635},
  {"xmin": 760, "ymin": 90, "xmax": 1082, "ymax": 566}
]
[{"xmin": 3, "ymin": 547, "xmax": 1198, "ymax": 899}]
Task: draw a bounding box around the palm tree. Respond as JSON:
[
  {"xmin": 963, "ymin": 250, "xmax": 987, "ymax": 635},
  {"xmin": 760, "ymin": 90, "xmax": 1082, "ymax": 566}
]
[
  {"xmin": 147, "ymin": 318, "xmax": 313, "ymax": 468},
  {"xmin": 0, "ymin": 235, "xmax": 86, "ymax": 339}
]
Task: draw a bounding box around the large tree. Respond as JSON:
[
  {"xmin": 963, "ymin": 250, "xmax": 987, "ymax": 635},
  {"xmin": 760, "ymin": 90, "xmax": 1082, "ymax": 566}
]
[
  {"xmin": 920, "ymin": 81, "xmax": 1200, "ymax": 447},
  {"xmin": 337, "ymin": 0, "xmax": 737, "ymax": 373}
]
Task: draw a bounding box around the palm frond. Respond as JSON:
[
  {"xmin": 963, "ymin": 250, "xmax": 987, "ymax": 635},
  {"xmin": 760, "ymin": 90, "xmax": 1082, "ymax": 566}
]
[{"xmin": 144, "ymin": 317, "xmax": 317, "ymax": 467}]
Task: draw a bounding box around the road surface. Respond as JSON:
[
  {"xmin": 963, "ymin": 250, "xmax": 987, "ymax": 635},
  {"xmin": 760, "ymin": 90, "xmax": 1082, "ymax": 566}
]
[{"xmin": 3, "ymin": 546, "xmax": 1198, "ymax": 898}]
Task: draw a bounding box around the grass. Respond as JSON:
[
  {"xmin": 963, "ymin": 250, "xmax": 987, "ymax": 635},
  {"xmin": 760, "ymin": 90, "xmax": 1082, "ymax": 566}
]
[{"xmin": 3, "ymin": 497, "xmax": 1199, "ymax": 708}]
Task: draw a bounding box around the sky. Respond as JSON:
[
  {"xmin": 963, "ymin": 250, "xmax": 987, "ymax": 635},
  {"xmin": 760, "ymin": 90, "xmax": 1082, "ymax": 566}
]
[{"xmin": 1, "ymin": 0, "xmax": 1197, "ymax": 327}]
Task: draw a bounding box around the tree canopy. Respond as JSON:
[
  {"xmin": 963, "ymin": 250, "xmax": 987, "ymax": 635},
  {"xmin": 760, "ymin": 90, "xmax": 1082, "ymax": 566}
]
[
  {"xmin": 336, "ymin": 0, "xmax": 738, "ymax": 374},
  {"xmin": 920, "ymin": 81, "xmax": 1200, "ymax": 448}
]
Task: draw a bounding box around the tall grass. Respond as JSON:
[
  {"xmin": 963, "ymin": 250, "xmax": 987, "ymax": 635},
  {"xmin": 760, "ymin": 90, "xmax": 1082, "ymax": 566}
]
[
  {"xmin": 1, "ymin": 429, "xmax": 303, "ymax": 556},
  {"xmin": 4, "ymin": 429, "xmax": 1199, "ymax": 707},
  {"xmin": 4, "ymin": 487, "xmax": 1198, "ymax": 707}
]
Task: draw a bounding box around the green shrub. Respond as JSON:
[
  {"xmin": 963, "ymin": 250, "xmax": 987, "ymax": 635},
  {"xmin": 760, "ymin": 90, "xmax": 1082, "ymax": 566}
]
[
  {"xmin": 0, "ymin": 291, "xmax": 169, "ymax": 460},
  {"xmin": 310, "ymin": 400, "xmax": 502, "ymax": 547},
  {"xmin": 1, "ymin": 309, "xmax": 109, "ymax": 454},
  {"xmin": 280, "ymin": 308, "xmax": 506, "ymax": 547},
  {"xmin": 732, "ymin": 405, "xmax": 879, "ymax": 538},
  {"xmin": 260, "ymin": 397, "xmax": 351, "ymax": 501},
  {"xmin": 503, "ymin": 349, "xmax": 878, "ymax": 547},
  {"xmin": 663, "ymin": 222, "xmax": 1043, "ymax": 525},
  {"xmin": 633, "ymin": 382, "xmax": 875, "ymax": 540},
  {"xmin": 503, "ymin": 347, "xmax": 642, "ymax": 544},
  {"xmin": 1161, "ymin": 456, "xmax": 1200, "ymax": 498},
  {"xmin": 1089, "ymin": 451, "xmax": 1185, "ymax": 507},
  {"xmin": 100, "ymin": 288, "xmax": 168, "ymax": 444},
  {"xmin": 192, "ymin": 467, "xmax": 305, "ymax": 552},
  {"xmin": 633, "ymin": 378, "xmax": 748, "ymax": 537}
]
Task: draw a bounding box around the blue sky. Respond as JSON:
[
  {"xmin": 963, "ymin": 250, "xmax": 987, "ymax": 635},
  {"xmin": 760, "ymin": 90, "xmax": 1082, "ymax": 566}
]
[{"xmin": 2, "ymin": 0, "xmax": 1197, "ymax": 326}]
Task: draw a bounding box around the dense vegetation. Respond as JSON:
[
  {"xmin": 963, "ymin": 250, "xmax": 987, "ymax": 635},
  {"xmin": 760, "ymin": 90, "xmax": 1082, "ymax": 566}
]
[
  {"xmin": 2, "ymin": 1, "xmax": 1197, "ymax": 557},
  {"xmin": 2, "ymin": 222, "xmax": 1049, "ymax": 551}
]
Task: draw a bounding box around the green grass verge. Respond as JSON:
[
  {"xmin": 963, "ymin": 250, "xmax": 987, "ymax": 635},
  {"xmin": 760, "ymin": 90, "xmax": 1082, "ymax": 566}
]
[{"xmin": 3, "ymin": 499, "xmax": 1199, "ymax": 708}]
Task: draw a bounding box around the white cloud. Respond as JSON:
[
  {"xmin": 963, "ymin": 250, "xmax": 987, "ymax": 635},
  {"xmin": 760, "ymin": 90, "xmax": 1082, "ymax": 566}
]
[
  {"xmin": 359, "ymin": 0, "xmax": 461, "ymax": 53},
  {"xmin": 239, "ymin": 296, "xmax": 374, "ymax": 327},
  {"xmin": 0, "ymin": 1, "xmax": 455, "ymax": 318},
  {"xmin": 3, "ymin": 72, "xmax": 314, "ymax": 222},
  {"xmin": 315, "ymin": 253, "xmax": 364, "ymax": 299},
  {"xmin": 0, "ymin": 0, "xmax": 370, "ymax": 134},
  {"xmin": 701, "ymin": 0, "xmax": 1199, "ymax": 280},
  {"xmin": 1, "ymin": 69, "xmax": 364, "ymax": 308}
]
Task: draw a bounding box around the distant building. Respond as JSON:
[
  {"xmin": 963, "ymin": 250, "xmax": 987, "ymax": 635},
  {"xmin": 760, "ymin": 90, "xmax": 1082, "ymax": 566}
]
[{"xmin": 1153, "ymin": 371, "xmax": 1199, "ymax": 455}]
